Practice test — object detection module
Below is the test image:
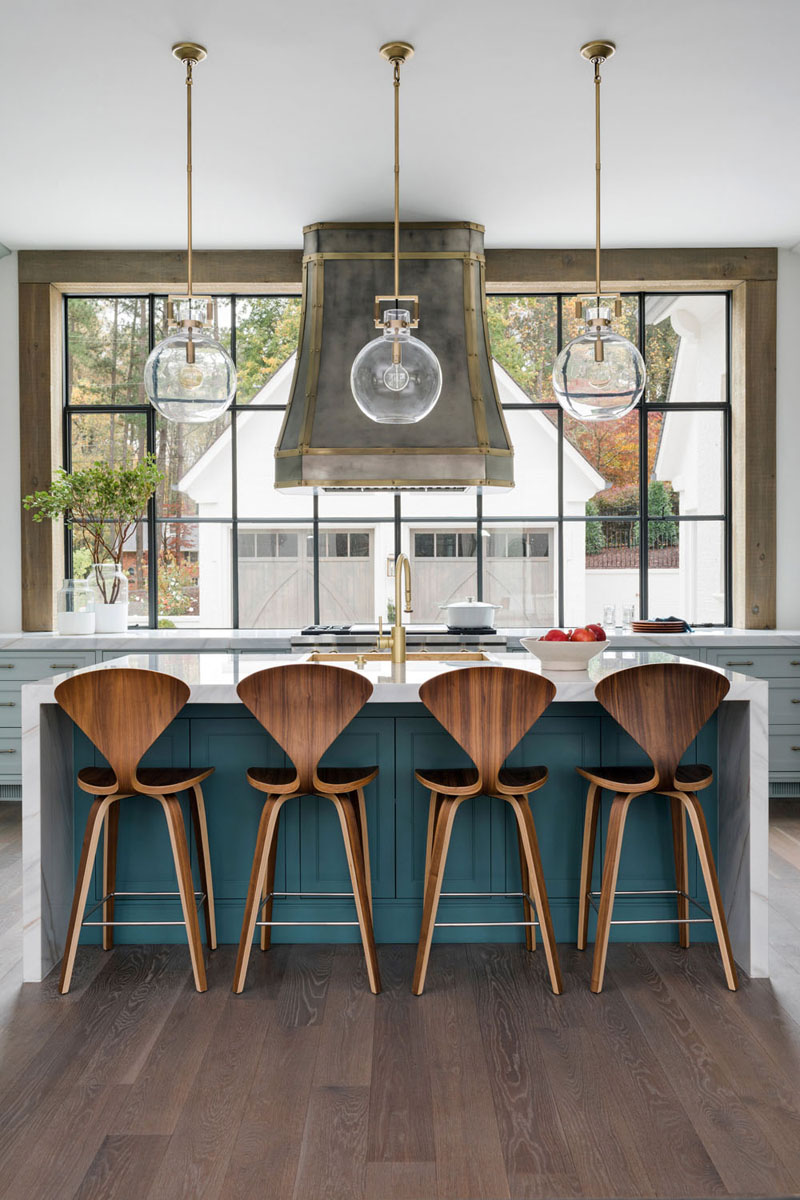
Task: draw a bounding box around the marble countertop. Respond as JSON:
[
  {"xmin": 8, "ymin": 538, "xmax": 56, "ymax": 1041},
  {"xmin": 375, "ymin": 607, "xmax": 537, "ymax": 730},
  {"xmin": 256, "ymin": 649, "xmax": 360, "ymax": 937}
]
[
  {"xmin": 2, "ymin": 627, "xmax": 799, "ymax": 652},
  {"xmin": 20, "ymin": 648, "xmax": 768, "ymax": 707}
]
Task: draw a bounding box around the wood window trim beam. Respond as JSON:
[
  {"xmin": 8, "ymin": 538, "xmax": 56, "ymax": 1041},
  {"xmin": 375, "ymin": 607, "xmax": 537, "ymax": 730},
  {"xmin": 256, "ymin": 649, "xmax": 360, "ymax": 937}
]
[{"xmin": 18, "ymin": 247, "xmax": 776, "ymax": 631}]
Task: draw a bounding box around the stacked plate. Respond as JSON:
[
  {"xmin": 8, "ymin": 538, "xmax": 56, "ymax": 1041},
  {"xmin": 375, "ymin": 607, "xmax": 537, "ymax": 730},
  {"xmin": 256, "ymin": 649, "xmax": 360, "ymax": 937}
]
[{"xmin": 630, "ymin": 620, "xmax": 687, "ymax": 633}]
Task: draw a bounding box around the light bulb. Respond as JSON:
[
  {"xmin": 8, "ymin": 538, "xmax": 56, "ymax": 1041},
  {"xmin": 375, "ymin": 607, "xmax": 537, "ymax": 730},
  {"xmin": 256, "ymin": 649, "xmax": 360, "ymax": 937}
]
[
  {"xmin": 383, "ymin": 361, "xmax": 410, "ymax": 391},
  {"xmin": 177, "ymin": 362, "xmax": 205, "ymax": 391},
  {"xmin": 552, "ymin": 306, "xmax": 645, "ymax": 421},
  {"xmin": 144, "ymin": 330, "xmax": 236, "ymax": 424},
  {"xmin": 351, "ymin": 309, "xmax": 442, "ymax": 424}
]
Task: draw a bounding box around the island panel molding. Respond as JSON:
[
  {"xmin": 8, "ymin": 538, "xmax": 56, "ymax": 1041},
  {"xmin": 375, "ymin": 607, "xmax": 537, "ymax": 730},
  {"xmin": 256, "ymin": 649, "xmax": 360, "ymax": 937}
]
[{"xmin": 17, "ymin": 247, "xmax": 777, "ymax": 630}]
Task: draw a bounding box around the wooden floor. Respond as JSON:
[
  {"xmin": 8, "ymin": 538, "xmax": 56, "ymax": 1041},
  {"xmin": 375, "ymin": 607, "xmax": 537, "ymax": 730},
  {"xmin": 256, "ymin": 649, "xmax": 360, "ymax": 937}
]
[{"xmin": 2, "ymin": 801, "xmax": 800, "ymax": 1200}]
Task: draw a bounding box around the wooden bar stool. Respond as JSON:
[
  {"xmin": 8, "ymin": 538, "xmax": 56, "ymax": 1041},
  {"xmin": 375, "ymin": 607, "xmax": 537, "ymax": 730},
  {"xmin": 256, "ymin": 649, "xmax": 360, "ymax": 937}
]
[
  {"xmin": 576, "ymin": 661, "xmax": 738, "ymax": 993},
  {"xmin": 55, "ymin": 668, "xmax": 216, "ymax": 995},
  {"xmin": 233, "ymin": 664, "xmax": 381, "ymax": 995},
  {"xmin": 413, "ymin": 666, "xmax": 562, "ymax": 996}
]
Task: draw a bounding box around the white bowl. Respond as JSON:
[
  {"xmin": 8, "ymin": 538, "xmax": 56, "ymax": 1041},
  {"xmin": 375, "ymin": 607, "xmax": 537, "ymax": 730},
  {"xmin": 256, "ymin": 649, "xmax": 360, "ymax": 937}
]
[{"xmin": 521, "ymin": 636, "xmax": 606, "ymax": 671}]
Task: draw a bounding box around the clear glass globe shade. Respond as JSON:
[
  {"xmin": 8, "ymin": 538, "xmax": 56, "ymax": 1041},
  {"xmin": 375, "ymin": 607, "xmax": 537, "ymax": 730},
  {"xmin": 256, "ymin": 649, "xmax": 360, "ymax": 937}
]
[
  {"xmin": 144, "ymin": 331, "xmax": 236, "ymax": 424},
  {"xmin": 351, "ymin": 315, "xmax": 442, "ymax": 424},
  {"xmin": 552, "ymin": 327, "xmax": 646, "ymax": 421}
]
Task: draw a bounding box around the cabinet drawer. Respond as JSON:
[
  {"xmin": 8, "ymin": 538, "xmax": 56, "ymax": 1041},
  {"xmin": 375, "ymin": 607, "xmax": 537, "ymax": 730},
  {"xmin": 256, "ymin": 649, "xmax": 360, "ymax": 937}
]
[
  {"xmin": 769, "ymin": 682, "xmax": 800, "ymax": 725},
  {"xmin": 768, "ymin": 731, "xmax": 800, "ymax": 772},
  {"xmin": 0, "ymin": 652, "xmax": 95, "ymax": 680},
  {"xmin": 0, "ymin": 735, "xmax": 21, "ymax": 773},
  {"xmin": 0, "ymin": 685, "xmax": 22, "ymax": 728},
  {"xmin": 706, "ymin": 648, "xmax": 800, "ymax": 679}
]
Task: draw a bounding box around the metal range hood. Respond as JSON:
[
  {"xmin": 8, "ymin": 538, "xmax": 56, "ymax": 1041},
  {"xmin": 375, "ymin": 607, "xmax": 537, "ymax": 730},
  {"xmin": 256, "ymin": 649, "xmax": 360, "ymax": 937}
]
[{"xmin": 274, "ymin": 222, "xmax": 514, "ymax": 490}]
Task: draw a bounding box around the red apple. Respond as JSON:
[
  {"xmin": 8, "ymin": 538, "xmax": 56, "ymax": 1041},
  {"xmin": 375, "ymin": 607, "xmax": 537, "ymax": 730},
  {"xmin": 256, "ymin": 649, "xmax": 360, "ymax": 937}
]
[
  {"xmin": 586, "ymin": 623, "xmax": 606, "ymax": 641},
  {"xmin": 540, "ymin": 629, "xmax": 569, "ymax": 641},
  {"xmin": 570, "ymin": 627, "xmax": 595, "ymax": 642}
]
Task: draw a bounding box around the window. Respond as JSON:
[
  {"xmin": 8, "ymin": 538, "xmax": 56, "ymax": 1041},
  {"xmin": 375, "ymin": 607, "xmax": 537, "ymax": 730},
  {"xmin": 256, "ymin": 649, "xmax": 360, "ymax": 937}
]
[{"xmin": 64, "ymin": 291, "xmax": 731, "ymax": 627}]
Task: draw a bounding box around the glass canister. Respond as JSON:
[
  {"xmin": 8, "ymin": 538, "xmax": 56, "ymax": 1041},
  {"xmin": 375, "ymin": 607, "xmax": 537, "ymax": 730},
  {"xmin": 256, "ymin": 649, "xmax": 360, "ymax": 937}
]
[
  {"xmin": 91, "ymin": 563, "xmax": 129, "ymax": 633},
  {"xmin": 56, "ymin": 578, "xmax": 96, "ymax": 635}
]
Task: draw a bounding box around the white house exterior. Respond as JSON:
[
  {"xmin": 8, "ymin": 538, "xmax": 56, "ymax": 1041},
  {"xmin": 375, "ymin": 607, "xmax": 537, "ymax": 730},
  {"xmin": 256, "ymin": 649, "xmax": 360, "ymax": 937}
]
[{"xmin": 178, "ymin": 358, "xmax": 605, "ymax": 628}]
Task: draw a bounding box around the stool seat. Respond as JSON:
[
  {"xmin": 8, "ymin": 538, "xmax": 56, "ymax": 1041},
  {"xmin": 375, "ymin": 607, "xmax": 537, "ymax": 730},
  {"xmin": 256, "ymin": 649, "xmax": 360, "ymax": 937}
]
[
  {"xmin": 78, "ymin": 765, "xmax": 214, "ymax": 796},
  {"xmin": 246, "ymin": 764, "xmax": 378, "ymax": 794},
  {"xmin": 414, "ymin": 764, "xmax": 548, "ymax": 796},
  {"xmin": 576, "ymin": 763, "xmax": 714, "ymax": 793}
]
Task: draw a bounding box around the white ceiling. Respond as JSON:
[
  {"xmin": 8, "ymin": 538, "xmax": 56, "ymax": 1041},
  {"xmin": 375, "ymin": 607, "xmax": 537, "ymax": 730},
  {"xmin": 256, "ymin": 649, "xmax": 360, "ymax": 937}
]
[{"xmin": 3, "ymin": 0, "xmax": 800, "ymax": 251}]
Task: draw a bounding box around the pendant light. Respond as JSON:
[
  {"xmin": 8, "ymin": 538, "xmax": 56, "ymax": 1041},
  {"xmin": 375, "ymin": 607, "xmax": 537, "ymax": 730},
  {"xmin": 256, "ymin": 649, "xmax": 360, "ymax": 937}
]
[
  {"xmin": 552, "ymin": 41, "xmax": 646, "ymax": 422},
  {"xmin": 144, "ymin": 43, "xmax": 236, "ymax": 424},
  {"xmin": 350, "ymin": 42, "xmax": 442, "ymax": 424}
]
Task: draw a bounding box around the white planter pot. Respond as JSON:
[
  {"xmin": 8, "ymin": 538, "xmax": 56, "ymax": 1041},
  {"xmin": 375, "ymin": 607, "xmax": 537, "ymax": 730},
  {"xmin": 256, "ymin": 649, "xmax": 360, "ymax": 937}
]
[{"xmin": 94, "ymin": 602, "xmax": 129, "ymax": 634}]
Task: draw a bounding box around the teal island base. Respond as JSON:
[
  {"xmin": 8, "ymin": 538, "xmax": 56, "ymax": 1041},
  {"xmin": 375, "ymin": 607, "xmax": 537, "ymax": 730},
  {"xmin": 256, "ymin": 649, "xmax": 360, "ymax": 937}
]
[{"xmin": 72, "ymin": 702, "xmax": 718, "ymax": 948}]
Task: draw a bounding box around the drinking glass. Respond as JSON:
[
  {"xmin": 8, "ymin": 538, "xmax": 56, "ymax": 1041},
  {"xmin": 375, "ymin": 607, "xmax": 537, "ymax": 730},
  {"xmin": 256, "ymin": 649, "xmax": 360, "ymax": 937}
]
[
  {"xmin": 602, "ymin": 603, "xmax": 616, "ymax": 630},
  {"xmin": 622, "ymin": 603, "xmax": 635, "ymax": 629}
]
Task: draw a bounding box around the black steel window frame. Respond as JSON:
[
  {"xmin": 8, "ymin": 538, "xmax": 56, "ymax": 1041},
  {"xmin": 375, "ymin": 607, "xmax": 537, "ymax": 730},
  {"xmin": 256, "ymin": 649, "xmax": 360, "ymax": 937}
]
[{"xmin": 63, "ymin": 290, "xmax": 732, "ymax": 628}]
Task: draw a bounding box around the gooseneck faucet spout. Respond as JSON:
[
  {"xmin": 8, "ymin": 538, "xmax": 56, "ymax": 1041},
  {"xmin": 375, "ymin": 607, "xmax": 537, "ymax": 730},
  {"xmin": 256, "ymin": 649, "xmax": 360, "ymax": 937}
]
[{"xmin": 377, "ymin": 553, "xmax": 413, "ymax": 664}]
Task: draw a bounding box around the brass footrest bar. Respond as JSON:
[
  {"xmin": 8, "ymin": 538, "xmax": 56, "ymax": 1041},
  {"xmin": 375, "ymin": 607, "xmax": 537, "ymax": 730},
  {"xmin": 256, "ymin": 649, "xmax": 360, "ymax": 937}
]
[
  {"xmin": 257, "ymin": 889, "xmax": 360, "ymax": 929},
  {"xmin": 82, "ymin": 889, "xmax": 206, "ymax": 928},
  {"xmin": 434, "ymin": 889, "xmax": 539, "ymax": 929},
  {"xmin": 585, "ymin": 887, "xmax": 714, "ymax": 926}
]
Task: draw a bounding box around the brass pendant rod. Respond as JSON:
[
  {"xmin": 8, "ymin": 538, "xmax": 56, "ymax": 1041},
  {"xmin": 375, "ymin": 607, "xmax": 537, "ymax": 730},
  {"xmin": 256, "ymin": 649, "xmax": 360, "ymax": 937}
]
[
  {"xmin": 393, "ymin": 58, "xmax": 401, "ymax": 303},
  {"xmin": 185, "ymin": 57, "xmax": 194, "ymax": 299},
  {"xmin": 593, "ymin": 54, "xmax": 602, "ymax": 304}
]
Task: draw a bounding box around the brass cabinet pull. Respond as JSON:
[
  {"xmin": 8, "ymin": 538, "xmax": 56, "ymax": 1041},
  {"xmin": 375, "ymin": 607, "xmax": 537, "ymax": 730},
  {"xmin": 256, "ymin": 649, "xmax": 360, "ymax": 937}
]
[
  {"xmin": 725, "ymin": 660, "xmax": 754, "ymax": 667},
  {"xmin": 0, "ymin": 664, "xmax": 14, "ymax": 670},
  {"xmin": 0, "ymin": 748, "xmax": 16, "ymax": 754},
  {"xmin": 0, "ymin": 702, "xmax": 15, "ymax": 707},
  {"xmin": 792, "ymin": 661, "xmax": 800, "ymax": 667},
  {"xmin": 792, "ymin": 747, "xmax": 800, "ymax": 752},
  {"xmin": 792, "ymin": 699, "xmax": 800, "ymax": 705},
  {"xmin": 50, "ymin": 662, "xmax": 79, "ymax": 669}
]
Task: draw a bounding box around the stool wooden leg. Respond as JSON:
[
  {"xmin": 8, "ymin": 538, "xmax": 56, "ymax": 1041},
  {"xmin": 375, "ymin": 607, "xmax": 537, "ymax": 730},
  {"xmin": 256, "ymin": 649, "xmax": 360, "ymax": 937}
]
[
  {"xmin": 670, "ymin": 795, "xmax": 690, "ymax": 949},
  {"xmin": 675, "ymin": 790, "xmax": 739, "ymax": 991},
  {"xmin": 591, "ymin": 792, "xmax": 635, "ymax": 994},
  {"xmin": 157, "ymin": 793, "xmax": 207, "ymax": 993},
  {"xmin": 423, "ymin": 791, "xmax": 444, "ymax": 890},
  {"xmin": 260, "ymin": 805, "xmax": 281, "ymax": 952},
  {"xmin": 354, "ymin": 788, "xmax": 373, "ymax": 916},
  {"xmin": 102, "ymin": 800, "xmax": 120, "ymax": 951},
  {"xmin": 510, "ymin": 796, "xmax": 562, "ymax": 995},
  {"xmin": 233, "ymin": 795, "xmax": 285, "ymax": 993},
  {"xmin": 189, "ymin": 784, "xmax": 217, "ymax": 951},
  {"xmin": 577, "ymin": 783, "xmax": 601, "ymax": 951},
  {"xmin": 413, "ymin": 795, "xmax": 462, "ymax": 996},
  {"xmin": 331, "ymin": 793, "xmax": 381, "ymax": 995},
  {"xmin": 60, "ymin": 795, "xmax": 116, "ymax": 994},
  {"xmin": 516, "ymin": 821, "xmax": 535, "ymax": 952}
]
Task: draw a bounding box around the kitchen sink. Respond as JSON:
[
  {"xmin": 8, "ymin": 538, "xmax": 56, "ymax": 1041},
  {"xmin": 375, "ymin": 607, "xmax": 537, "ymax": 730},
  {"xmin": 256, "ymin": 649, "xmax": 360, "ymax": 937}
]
[{"xmin": 305, "ymin": 650, "xmax": 491, "ymax": 663}]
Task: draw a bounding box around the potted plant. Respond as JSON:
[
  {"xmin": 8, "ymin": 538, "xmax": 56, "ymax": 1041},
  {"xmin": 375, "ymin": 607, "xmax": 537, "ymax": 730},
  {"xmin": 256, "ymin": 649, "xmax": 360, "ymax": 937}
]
[{"xmin": 23, "ymin": 456, "xmax": 163, "ymax": 633}]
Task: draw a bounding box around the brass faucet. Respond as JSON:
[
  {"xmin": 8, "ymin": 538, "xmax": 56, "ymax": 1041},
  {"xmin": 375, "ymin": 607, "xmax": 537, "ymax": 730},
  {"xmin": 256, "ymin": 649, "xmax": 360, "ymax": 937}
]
[{"xmin": 377, "ymin": 553, "xmax": 413, "ymax": 663}]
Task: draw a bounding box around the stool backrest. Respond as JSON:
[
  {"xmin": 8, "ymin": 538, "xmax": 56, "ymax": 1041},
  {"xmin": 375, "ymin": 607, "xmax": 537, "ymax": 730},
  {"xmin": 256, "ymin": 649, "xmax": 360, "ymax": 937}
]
[
  {"xmin": 237, "ymin": 664, "xmax": 374, "ymax": 794},
  {"xmin": 418, "ymin": 666, "xmax": 556, "ymax": 794},
  {"xmin": 55, "ymin": 667, "xmax": 191, "ymax": 794},
  {"xmin": 594, "ymin": 662, "xmax": 730, "ymax": 788}
]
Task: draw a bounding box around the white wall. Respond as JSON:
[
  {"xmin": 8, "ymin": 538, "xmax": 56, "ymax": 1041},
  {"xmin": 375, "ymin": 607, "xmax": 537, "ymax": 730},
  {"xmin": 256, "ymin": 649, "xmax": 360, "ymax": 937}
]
[
  {"xmin": 0, "ymin": 253, "xmax": 20, "ymax": 631},
  {"xmin": 777, "ymin": 248, "xmax": 800, "ymax": 627}
]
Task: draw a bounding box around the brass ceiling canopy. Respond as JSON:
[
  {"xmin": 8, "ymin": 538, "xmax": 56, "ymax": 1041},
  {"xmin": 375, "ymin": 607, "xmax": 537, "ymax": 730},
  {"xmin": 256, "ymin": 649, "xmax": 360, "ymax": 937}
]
[{"xmin": 274, "ymin": 221, "xmax": 514, "ymax": 491}]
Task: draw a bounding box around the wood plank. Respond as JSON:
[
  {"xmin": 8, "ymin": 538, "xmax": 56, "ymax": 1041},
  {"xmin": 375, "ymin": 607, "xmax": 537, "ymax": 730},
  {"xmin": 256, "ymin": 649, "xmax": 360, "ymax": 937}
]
[
  {"xmin": 312, "ymin": 944, "xmax": 375, "ymax": 1087},
  {"xmin": 367, "ymin": 944, "xmax": 436, "ymax": 1163},
  {"xmin": 222, "ymin": 1023, "xmax": 321, "ymax": 1200},
  {"xmin": 18, "ymin": 281, "xmax": 62, "ymax": 630},
  {"xmin": 18, "ymin": 249, "xmax": 303, "ymax": 287},
  {"xmin": 73, "ymin": 1134, "xmax": 170, "ymax": 1200},
  {"xmin": 111, "ymin": 948, "xmax": 238, "ymax": 1135},
  {"xmin": 731, "ymin": 277, "xmax": 777, "ymax": 627},
  {"xmin": 364, "ymin": 1161, "xmax": 438, "ymax": 1199},
  {"xmin": 17, "ymin": 246, "xmax": 777, "ymax": 287},
  {"xmin": 275, "ymin": 943, "xmax": 335, "ymax": 1027},
  {"xmin": 143, "ymin": 986, "xmax": 275, "ymax": 1199},
  {"xmin": 422, "ymin": 944, "xmax": 510, "ymax": 1199},
  {"xmin": 611, "ymin": 943, "xmax": 797, "ymax": 1196},
  {"xmin": 644, "ymin": 942, "xmax": 800, "ymax": 1183},
  {"xmin": 292, "ymin": 1085, "xmax": 369, "ymax": 1200}
]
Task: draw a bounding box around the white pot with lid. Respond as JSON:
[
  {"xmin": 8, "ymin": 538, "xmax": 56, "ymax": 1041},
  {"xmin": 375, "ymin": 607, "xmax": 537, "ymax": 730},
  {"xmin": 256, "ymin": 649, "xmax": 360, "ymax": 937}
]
[{"xmin": 438, "ymin": 597, "xmax": 502, "ymax": 629}]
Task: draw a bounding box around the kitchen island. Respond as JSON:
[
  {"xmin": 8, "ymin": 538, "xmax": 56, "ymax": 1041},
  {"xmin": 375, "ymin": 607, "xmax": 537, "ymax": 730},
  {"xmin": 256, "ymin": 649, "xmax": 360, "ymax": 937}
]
[{"xmin": 21, "ymin": 649, "xmax": 768, "ymax": 983}]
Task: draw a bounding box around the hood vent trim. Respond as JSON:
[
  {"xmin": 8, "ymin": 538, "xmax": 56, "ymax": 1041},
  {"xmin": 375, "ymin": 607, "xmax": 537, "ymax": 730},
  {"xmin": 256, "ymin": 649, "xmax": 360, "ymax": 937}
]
[{"xmin": 274, "ymin": 222, "xmax": 514, "ymax": 491}]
